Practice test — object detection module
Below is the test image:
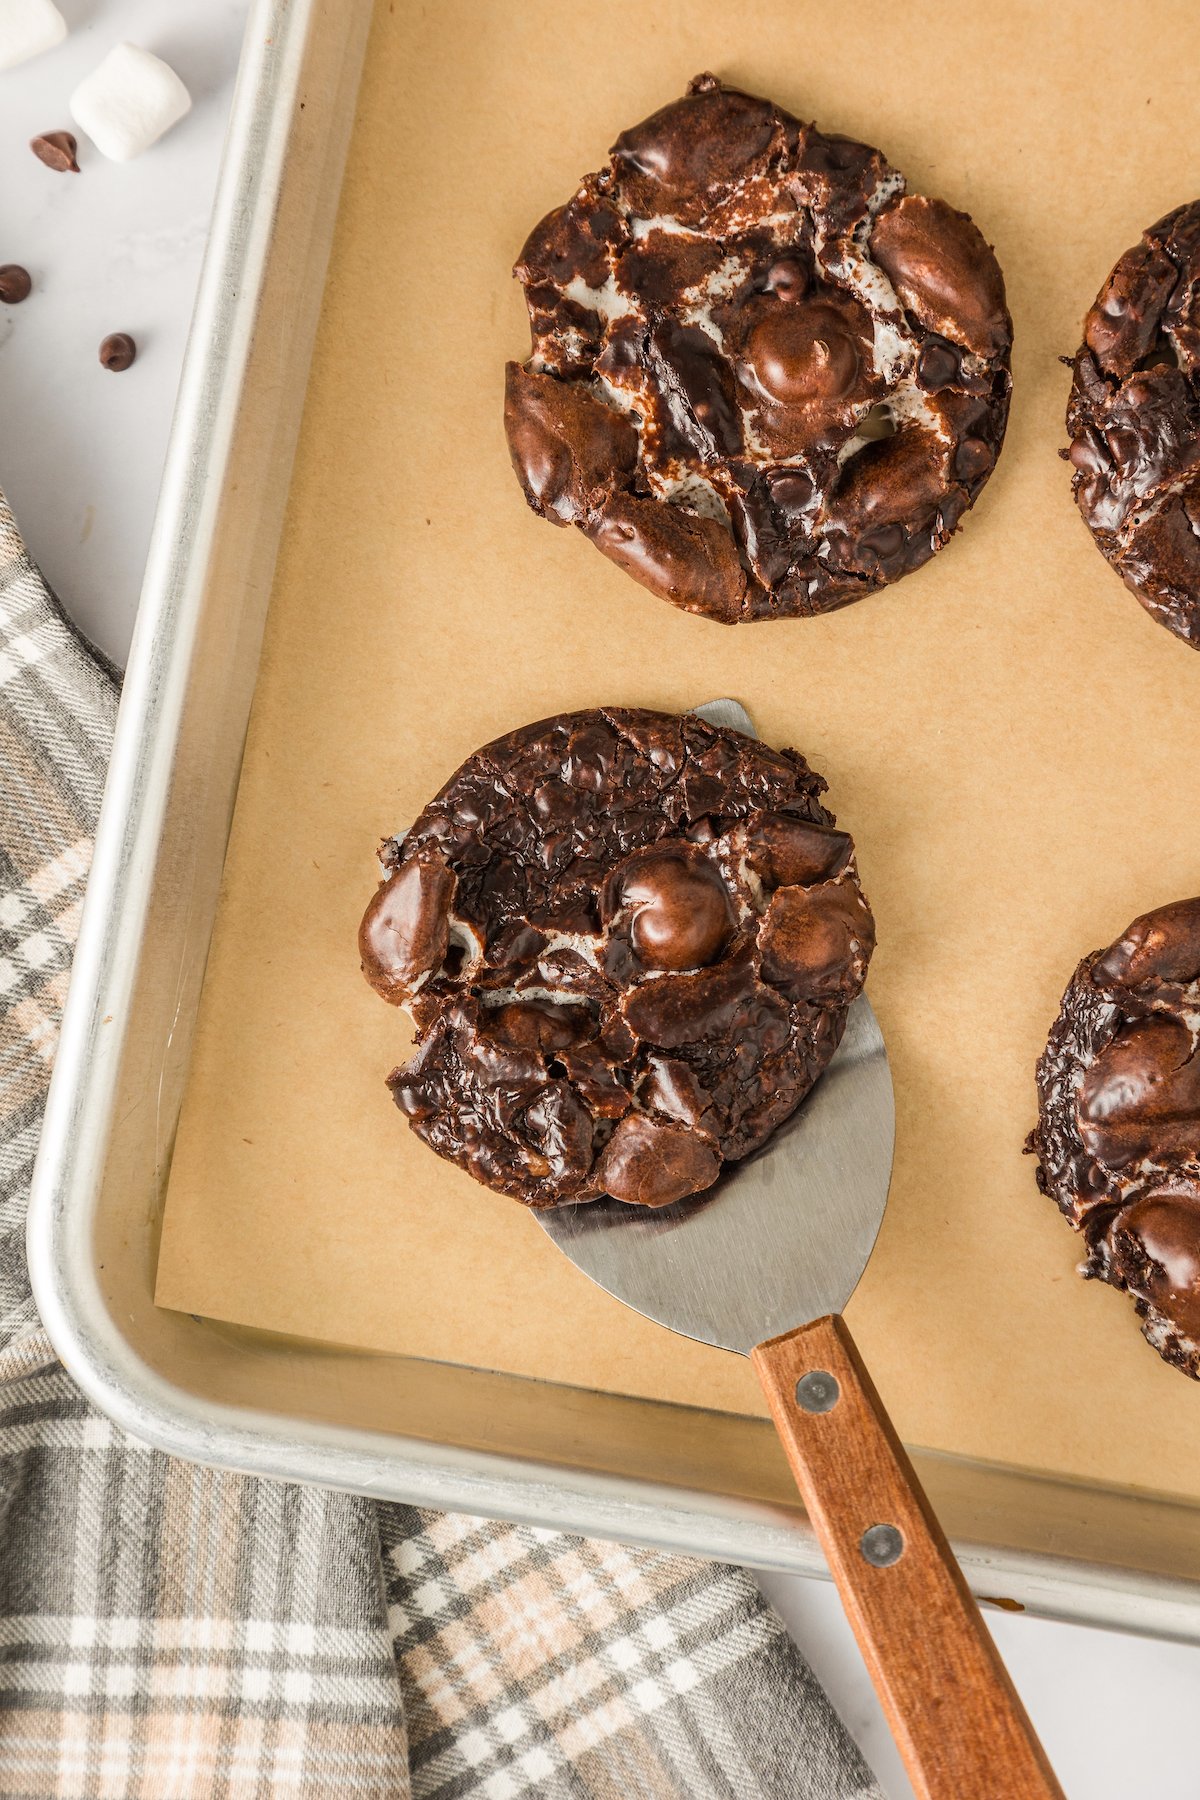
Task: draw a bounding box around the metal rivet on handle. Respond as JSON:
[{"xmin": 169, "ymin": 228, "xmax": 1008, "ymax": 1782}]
[
  {"xmin": 860, "ymin": 1523, "xmax": 905, "ymax": 1567},
  {"xmin": 795, "ymin": 1371, "xmax": 840, "ymax": 1414}
]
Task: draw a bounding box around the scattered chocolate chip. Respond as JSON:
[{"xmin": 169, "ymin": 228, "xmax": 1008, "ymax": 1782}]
[
  {"xmin": 0, "ymin": 266, "xmax": 32, "ymax": 305},
  {"xmin": 30, "ymin": 131, "xmax": 79, "ymax": 173},
  {"xmin": 99, "ymin": 332, "xmax": 137, "ymax": 371},
  {"xmin": 506, "ymin": 74, "xmax": 1012, "ymax": 623},
  {"xmin": 362, "ymin": 708, "xmax": 874, "ymax": 1208},
  {"xmin": 1029, "ymin": 896, "xmax": 1200, "ymax": 1377}
]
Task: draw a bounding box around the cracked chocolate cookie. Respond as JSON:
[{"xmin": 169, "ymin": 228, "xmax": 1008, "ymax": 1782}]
[
  {"xmin": 360, "ymin": 708, "xmax": 874, "ymax": 1207},
  {"xmin": 505, "ymin": 73, "xmax": 1012, "ymax": 624},
  {"xmin": 1066, "ymin": 201, "xmax": 1200, "ymax": 648},
  {"xmin": 1028, "ymin": 898, "xmax": 1200, "ymax": 1377}
]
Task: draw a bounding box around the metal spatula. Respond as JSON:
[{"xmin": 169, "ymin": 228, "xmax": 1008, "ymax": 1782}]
[{"xmin": 538, "ymin": 699, "xmax": 1062, "ymax": 1800}]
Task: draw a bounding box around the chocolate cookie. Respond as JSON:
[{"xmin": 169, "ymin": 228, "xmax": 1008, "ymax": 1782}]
[
  {"xmin": 1028, "ymin": 898, "xmax": 1200, "ymax": 1376},
  {"xmin": 1066, "ymin": 201, "xmax": 1200, "ymax": 648},
  {"xmin": 360, "ymin": 708, "xmax": 874, "ymax": 1207},
  {"xmin": 505, "ymin": 73, "xmax": 1012, "ymax": 624}
]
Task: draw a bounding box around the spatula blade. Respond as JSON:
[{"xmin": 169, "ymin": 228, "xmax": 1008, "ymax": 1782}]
[
  {"xmin": 535, "ymin": 700, "xmax": 895, "ymax": 1354},
  {"xmin": 537, "ymin": 992, "xmax": 893, "ymax": 1353}
]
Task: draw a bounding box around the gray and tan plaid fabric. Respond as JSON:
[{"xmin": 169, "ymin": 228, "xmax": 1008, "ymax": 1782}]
[{"xmin": 0, "ymin": 488, "xmax": 881, "ymax": 1799}]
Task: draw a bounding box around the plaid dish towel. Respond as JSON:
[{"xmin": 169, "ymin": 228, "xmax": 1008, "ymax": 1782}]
[{"xmin": 0, "ymin": 489, "xmax": 882, "ymax": 1800}]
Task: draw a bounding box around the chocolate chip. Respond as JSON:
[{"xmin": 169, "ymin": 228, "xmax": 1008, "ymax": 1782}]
[
  {"xmin": 916, "ymin": 341, "xmax": 960, "ymax": 389},
  {"xmin": 650, "ymin": 318, "xmax": 743, "ymax": 455},
  {"xmin": 359, "ymin": 856, "xmax": 456, "ymax": 1003},
  {"xmin": 639, "ymin": 1056, "xmax": 709, "ymax": 1128},
  {"xmin": 0, "ymin": 266, "xmax": 32, "ymax": 305},
  {"xmin": 953, "ymin": 436, "xmax": 993, "ymax": 482},
  {"xmin": 615, "ymin": 845, "xmax": 735, "ymax": 971},
  {"xmin": 836, "ymin": 430, "xmax": 948, "ymax": 530},
  {"xmin": 504, "ymin": 361, "xmax": 637, "ymax": 525},
  {"xmin": 858, "ymin": 523, "xmax": 905, "ymax": 561},
  {"xmin": 1093, "ymin": 896, "xmax": 1200, "ymax": 988},
  {"xmin": 740, "ymin": 298, "xmax": 872, "ymax": 430},
  {"xmin": 1067, "ymin": 430, "xmax": 1108, "ymax": 474},
  {"xmin": 744, "ymin": 814, "xmax": 853, "ymax": 887},
  {"xmin": 99, "ymin": 332, "xmax": 137, "ymax": 372},
  {"xmin": 871, "ymin": 194, "xmax": 1010, "ymax": 358},
  {"xmin": 611, "ymin": 77, "xmax": 779, "ymax": 207},
  {"xmin": 30, "ymin": 131, "xmax": 79, "ymax": 173},
  {"xmin": 766, "ymin": 469, "xmax": 816, "ymax": 519},
  {"xmin": 758, "ymin": 882, "xmax": 875, "ymax": 1001},
  {"xmin": 595, "ymin": 1113, "xmax": 721, "ymax": 1207},
  {"xmin": 764, "ymin": 257, "xmax": 809, "ymax": 300},
  {"xmin": 1077, "ymin": 1015, "xmax": 1200, "ymax": 1169},
  {"xmin": 1111, "ymin": 1194, "xmax": 1200, "ymax": 1340}
]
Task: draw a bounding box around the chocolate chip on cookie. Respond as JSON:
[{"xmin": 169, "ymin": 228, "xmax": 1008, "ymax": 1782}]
[
  {"xmin": 506, "ymin": 74, "xmax": 1012, "ymax": 623},
  {"xmin": 1028, "ymin": 898, "xmax": 1200, "ymax": 1375},
  {"xmin": 361, "ymin": 708, "xmax": 875, "ymax": 1207}
]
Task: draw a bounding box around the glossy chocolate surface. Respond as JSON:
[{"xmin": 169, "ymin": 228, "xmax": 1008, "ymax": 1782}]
[
  {"xmin": 1066, "ymin": 200, "xmax": 1200, "ymax": 648},
  {"xmin": 361, "ymin": 708, "xmax": 874, "ymax": 1207},
  {"xmin": 1029, "ymin": 897, "xmax": 1200, "ymax": 1376},
  {"xmin": 505, "ymin": 74, "xmax": 1012, "ymax": 623}
]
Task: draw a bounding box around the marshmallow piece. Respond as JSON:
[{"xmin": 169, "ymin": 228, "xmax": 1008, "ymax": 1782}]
[
  {"xmin": 0, "ymin": 0, "xmax": 67, "ymax": 73},
  {"xmin": 70, "ymin": 43, "xmax": 191, "ymax": 163}
]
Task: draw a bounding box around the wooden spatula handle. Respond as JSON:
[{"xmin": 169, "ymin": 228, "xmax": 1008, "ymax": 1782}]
[{"xmin": 752, "ymin": 1314, "xmax": 1063, "ymax": 1800}]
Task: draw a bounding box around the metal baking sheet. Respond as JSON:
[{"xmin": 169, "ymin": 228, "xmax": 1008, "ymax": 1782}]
[{"xmin": 28, "ymin": 0, "xmax": 1200, "ymax": 1643}]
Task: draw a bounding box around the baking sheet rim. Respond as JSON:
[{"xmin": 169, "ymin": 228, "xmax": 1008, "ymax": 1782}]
[{"xmin": 24, "ymin": 0, "xmax": 1200, "ymax": 1646}]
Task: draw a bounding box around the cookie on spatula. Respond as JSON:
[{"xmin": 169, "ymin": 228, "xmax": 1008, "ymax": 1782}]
[{"xmin": 360, "ymin": 708, "xmax": 874, "ymax": 1207}]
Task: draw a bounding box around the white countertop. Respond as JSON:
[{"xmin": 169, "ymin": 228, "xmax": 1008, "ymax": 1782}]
[
  {"xmin": 4, "ymin": 6, "xmax": 1199, "ymax": 1795},
  {"xmin": 0, "ymin": 0, "xmax": 246, "ymax": 663}
]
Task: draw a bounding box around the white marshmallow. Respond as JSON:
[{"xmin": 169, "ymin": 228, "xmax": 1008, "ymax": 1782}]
[
  {"xmin": 70, "ymin": 42, "xmax": 191, "ymax": 163},
  {"xmin": 0, "ymin": 0, "xmax": 67, "ymax": 73}
]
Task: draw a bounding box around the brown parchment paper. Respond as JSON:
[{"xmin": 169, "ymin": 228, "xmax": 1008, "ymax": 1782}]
[{"xmin": 156, "ymin": 0, "xmax": 1200, "ymax": 1497}]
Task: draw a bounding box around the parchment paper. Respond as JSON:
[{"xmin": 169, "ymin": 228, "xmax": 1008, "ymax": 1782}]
[{"xmin": 156, "ymin": 0, "xmax": 1200, "ymax": 1496}]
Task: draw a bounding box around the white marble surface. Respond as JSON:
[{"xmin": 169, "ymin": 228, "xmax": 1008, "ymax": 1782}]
[
  {"xmin": 4, "ymin": 5, "xmax": 1200, "ymax": 1795},
  {"xmin": 0, "ymin": 0, "xmax": 245, "ymax": 663},
  {"xmin": 761, "ymin": 1572, "xmax": 1200, "ymax": 1799}
]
